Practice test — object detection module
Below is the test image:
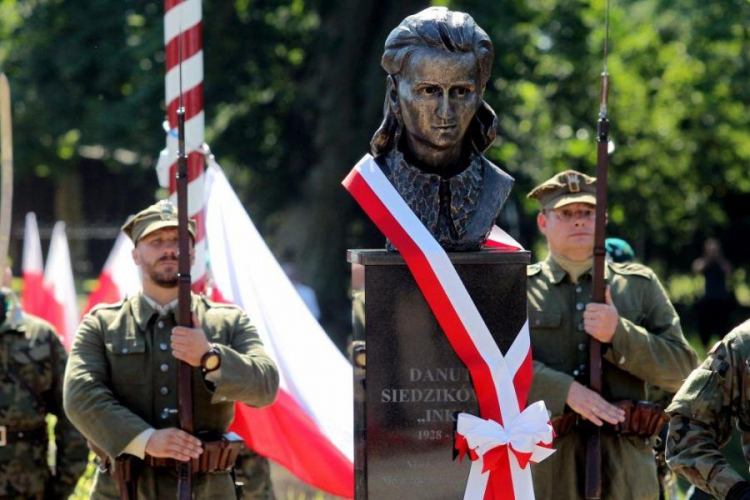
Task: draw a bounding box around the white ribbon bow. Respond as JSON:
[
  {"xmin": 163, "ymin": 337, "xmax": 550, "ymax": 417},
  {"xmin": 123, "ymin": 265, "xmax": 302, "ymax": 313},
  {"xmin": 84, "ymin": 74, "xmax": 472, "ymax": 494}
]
[{"xmin": 457, "ymin": 401, "xmax": 556, "ymax": 467}]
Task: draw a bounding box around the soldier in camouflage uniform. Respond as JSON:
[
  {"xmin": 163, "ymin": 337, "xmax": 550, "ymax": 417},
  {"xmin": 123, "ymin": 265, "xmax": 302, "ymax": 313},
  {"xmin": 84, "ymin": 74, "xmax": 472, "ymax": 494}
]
[
  {"xmin": 526, "ymin": 170, "xmax": 698, "ymax": 499},
  {"xmin": 233, "ymin": 448, "xmax": 275, "ymax": 499},
  {"xmin": 666, "ymin": 319, "xmax": 750, "ymax": 500},
  {"xmin": 0, "ymin": 269, "xmax": 88, "ymax": 498},
  {"xmin": 64, "ymin": 201, "xmax": 279, "ymax": 499}
]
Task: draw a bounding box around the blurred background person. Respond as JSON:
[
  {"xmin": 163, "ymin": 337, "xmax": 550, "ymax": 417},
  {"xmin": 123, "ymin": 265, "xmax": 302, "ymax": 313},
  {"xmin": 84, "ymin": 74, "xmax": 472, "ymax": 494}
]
[{"xmin": 692, "ymin": 238, "xmax": 735, "ymax": 347}]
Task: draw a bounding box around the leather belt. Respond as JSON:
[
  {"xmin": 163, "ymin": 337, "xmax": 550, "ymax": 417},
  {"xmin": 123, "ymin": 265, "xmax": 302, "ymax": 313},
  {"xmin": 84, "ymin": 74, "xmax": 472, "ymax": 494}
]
[
  {"xmin": 0, "ymin": 425, "xmax": 47, "ymax": 446},
  {"xmin": 144, "ymin": 437, "xmax": 243, "ymax": 474}
]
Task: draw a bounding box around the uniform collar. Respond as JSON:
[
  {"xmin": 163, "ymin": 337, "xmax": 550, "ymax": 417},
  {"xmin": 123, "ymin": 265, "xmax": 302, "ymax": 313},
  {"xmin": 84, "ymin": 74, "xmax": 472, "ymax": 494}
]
[
  {"xmin": 543, "ymin": 255, "xmax": 569, "ymax": 285},
  {"xmin": 543, "ymin": 255, "xmax": 613, "ymax": 285},
  {"xmin": 131, "ymin": 291, "xmax": 196, "ymax": 331}
]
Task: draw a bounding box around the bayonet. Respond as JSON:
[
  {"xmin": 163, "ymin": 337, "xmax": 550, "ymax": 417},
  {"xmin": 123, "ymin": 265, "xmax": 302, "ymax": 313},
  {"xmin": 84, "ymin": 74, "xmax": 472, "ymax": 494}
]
[{"xmin": 0, "ymin": 74, "xmax": 13, "ymax": 280}]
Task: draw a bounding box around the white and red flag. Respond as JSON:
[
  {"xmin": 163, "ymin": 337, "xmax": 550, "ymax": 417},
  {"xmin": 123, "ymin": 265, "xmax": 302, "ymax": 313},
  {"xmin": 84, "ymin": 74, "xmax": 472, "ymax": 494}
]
[
  {"xmin": 343, "ymin": 155, "xmax": 553, "ymax": 499},
  {"xmin": 204, "ymin": 162, "xmax": 354, "ymax": 498},
  {"xmin": 84, "ymin": 231, "xmax": 140, "ymax": 314},
  {"xmin": 21, "ymin": 212, "xmax": 52, "ymax": 318},
  {"xmin": 43, "ymin": 222, "xmax": 79, "ymax": 350}
]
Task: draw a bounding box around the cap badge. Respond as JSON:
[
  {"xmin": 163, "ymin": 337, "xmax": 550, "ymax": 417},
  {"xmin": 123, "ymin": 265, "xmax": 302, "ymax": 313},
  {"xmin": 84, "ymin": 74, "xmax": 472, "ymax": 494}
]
[
  {"xmin": 158, "ymin": 200, "xmax": 175, "ymax": 220},
  {"xmin": 566, "ymin": 174, "xmax": 581, "ymax": 193}
]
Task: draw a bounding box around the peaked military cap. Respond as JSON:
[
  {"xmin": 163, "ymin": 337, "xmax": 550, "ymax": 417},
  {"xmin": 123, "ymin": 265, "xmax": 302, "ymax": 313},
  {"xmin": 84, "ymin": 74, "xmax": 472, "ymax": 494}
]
[
  {"xmin": 121, "ymin": 200, "xmax": 196, "ymax": 244},
  {"xmin": 527, "ymin": 169, "xmax": 596, "ymax": 209}
]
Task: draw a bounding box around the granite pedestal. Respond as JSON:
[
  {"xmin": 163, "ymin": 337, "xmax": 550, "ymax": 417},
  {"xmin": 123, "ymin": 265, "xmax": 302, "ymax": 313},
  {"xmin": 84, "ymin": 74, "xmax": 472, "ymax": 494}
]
[{"xmin": 348, "ymin": 249, "xmax": 530, "ymax": 500}]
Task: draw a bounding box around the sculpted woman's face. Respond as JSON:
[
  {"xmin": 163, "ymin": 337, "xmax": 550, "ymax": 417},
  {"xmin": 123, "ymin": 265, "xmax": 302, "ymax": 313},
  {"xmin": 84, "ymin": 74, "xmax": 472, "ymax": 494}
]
[{"xmin": 393, "ymin": 46, "xmax": 483, "ymax": 170}]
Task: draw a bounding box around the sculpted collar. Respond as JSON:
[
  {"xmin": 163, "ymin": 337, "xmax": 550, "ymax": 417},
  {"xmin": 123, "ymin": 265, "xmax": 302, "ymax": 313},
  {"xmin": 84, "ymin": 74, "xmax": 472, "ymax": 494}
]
[{"xmin": 386, "ymin": 148, "xmax": 483, "ymax": 243}]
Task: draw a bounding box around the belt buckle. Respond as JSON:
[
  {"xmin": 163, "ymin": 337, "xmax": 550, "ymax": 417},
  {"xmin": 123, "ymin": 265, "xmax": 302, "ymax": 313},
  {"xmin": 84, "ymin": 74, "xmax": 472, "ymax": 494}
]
[{"xmin": 0, "ymin": 425, "xmax": 6, "ymax": 446}]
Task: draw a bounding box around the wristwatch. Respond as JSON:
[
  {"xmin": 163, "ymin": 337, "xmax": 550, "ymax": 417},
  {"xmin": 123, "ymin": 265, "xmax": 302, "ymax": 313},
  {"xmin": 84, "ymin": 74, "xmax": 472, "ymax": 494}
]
[{"xmin": 200, "ymin": 346, "xmax": 222, "ymax": 373}]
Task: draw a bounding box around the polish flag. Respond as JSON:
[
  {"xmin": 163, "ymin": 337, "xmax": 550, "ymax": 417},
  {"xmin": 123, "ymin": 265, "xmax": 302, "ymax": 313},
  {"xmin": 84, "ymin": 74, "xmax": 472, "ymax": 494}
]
[
  {"xmin": 204, "ymin": 162, "xmax": 354, "ymax": 498},
  {"xmin": 21, "ymin": 212, "xmax": 52, "ymax": 318},
  {"xmin": 84, "ymin": 231, "xmax": 140, "ymax": 314},
  {"xmin": 43, "ymin": 222, "xmax": 80, "ymax": 350}
]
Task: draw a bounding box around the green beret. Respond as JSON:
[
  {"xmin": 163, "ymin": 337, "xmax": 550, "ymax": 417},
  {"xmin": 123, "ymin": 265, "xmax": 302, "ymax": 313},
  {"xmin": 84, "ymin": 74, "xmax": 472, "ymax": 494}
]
[
  {"xmin": 121, "ymin": 200, "xmax": 196, "ymax": 244},
  {"xmin": 527, "ymin": 169, "xmax": 597, "ymax": 210}
]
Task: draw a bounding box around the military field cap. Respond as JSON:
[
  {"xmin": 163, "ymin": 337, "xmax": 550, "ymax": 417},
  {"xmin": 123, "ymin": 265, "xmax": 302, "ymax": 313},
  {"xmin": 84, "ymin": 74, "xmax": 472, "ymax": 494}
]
[
  {"xmin": 121, "ymin": 200, "xmax": 196, "ymax": 244},
  {"xmin": 527, "ymin": 169, "xmax": 597, "ymax": 210}
]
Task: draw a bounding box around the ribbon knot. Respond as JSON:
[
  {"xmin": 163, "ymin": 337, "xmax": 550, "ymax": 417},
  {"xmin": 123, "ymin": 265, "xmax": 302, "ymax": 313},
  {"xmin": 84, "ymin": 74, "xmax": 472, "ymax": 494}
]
[{"xmin": 456, "ymin": 401, "xmax": 556, "ymax": 471}]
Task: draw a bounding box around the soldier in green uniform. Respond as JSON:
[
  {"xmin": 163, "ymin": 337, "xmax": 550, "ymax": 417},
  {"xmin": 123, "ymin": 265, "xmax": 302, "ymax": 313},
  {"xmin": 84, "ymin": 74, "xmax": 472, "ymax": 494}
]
[
  {"xmin": 525, "ymin": 170, "xmax": 697, "ymax": 499},
  {"xmin": 666, "ymin": 319, "xmax": 750, "ymax": 500},
  {"xmin": 0, "ymin": 267, "xmax": 88, "ymax": 499},
  {"xmin": 63, "ymin": 201, "xmax": 280, "ymax": 499}
]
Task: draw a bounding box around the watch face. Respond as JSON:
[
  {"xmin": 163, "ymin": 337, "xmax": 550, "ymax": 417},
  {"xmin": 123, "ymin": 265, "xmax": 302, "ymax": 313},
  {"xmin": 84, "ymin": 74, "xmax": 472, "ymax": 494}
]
[{"xmin": 204, "ymin": 353, "xmax": 220, "ymax": 371}]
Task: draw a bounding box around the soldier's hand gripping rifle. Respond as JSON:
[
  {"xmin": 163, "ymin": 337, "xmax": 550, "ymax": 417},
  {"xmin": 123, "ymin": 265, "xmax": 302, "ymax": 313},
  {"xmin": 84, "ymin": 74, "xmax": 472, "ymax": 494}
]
[
  {"xmin": 585, "ymin": 1, "xmax": 612, "ymax": 498},
  {"xmin": 175, "ymin": 31, "xmax": 194, "ymax": 500}
]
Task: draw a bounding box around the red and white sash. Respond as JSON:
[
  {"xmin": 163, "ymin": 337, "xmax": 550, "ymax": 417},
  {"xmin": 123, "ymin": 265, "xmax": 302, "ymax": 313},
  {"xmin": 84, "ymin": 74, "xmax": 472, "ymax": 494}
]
[{"xmin": 343, "ymin": 155, "xmax": 554, "ymax": 499}]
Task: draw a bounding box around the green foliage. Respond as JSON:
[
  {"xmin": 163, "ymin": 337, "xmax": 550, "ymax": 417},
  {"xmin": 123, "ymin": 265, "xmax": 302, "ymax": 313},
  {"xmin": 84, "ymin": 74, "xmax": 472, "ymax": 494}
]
[
  {"xmin": 0, "ymin": 0, "xmax": 748, "ymax": 336},
  {"xmin": 450, "ymin": 0, "xmax": 750, "ymax": 274}
]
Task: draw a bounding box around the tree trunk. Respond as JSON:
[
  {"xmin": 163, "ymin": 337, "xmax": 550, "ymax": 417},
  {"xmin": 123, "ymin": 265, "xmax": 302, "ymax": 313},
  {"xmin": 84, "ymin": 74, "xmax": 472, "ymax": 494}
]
[{"xmin": 296, "ymin": 1, "xmax": 429, "ymax": 345}]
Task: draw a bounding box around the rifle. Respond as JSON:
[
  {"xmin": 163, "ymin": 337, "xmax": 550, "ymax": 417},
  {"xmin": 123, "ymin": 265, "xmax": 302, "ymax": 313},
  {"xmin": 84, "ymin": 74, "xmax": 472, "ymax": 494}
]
[
  {"xmin": 585, "ymin": 1, "xmax": 612, "ymax": 498},
  {"xmin": 0, "ymin": 74, "xmax": 13, "ymax": 280},
  {"xmin": 175, "ymin": 29, "xmax": 194, "ymax": 500}
]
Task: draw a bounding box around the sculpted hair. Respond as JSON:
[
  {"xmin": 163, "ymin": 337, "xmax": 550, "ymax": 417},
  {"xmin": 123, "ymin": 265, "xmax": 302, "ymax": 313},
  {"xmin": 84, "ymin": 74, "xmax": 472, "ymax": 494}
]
[{"xmin": 370, "ymin": 7, "xmax": 498, "ymax": 157}]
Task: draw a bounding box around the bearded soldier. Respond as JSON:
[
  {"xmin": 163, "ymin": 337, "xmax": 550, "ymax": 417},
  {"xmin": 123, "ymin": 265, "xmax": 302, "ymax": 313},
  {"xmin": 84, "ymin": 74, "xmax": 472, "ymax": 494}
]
[{"xmin": 64, "ymin": 201, "xmax": 279, "ymax": 499}]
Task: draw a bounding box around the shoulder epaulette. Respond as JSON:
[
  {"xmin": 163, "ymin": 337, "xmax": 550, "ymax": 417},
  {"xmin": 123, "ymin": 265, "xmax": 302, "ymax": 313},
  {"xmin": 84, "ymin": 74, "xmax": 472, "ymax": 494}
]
[
  {"xmin": 527, "ymin": 263, "xmax": 543, "ymax": 277},
  {"xmin": 199, "ymin": 295, "xmax": 240, "ymax": 310},
  {"xmin": 89, "ymin": 298, "xmax": 127, "ymax": 314},
  {"xmin": 608, "ymin": 262, "xmax": 653, "ymax": 280}
]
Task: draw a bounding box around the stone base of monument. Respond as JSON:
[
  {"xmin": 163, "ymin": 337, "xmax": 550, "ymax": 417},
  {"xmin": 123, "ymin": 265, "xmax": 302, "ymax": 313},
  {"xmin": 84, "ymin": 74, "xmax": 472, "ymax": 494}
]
[{"xmin": 348, "ymin": 249, "xmax": 530, "ymax": 500}]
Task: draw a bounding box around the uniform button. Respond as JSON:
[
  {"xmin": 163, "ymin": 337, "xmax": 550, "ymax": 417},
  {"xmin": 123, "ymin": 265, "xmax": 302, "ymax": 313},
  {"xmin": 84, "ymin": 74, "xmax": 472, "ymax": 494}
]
[
  {"xmin": 576, "ymin": 302, "xmax": 585, "ymax": 311},
  {"xmin": 220, "ymin": 396, "xmax": 227, "ymax": 402},
  {"xmin": 160, "ymin": 386, "xmax": 169, "ymax": 396},
  {"xmin": 158, "ymin": 320, "xmax": 165, "ymax": 328},
  {"xmin": 160, "ymin": 363, "xmax": 169, "ymax": 372},
  {"xmin": 575, "ymin": 286, "xmax": 582, "ymax": 293},
  {"xmin": 573, "ymin": 370, "xmax": 580, "ymax": 376},
  {"xmin": 160, "ymin": 343, "xmax": 168, "ymax": 351},
  {"xmin": 121, "ymin": 348, "xmax": 129, "ymax": 354},
  {"xmin": 579, "ymin": 364, "xmax": 586, "ymax": 371},
  {"xmin": 578, "ymin": 343, "xmax": 586, "ymax": 351},
  {"xmin": 578, "ymin": 323, "xmax": 585, "ymax": 331}
]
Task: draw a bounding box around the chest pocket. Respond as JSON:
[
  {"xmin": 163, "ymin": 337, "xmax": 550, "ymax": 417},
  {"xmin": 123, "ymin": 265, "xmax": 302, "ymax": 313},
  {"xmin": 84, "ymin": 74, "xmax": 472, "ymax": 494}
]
[
  {"xmin": 10, "ymin": 342, "xmax": 54, "ymax": 396},
  {"xmin": 105, "ymin": 331, "xmax": 148, "ymax": 386},
  {"xmin": 529, "ymin": 311, "xmax": 564, "ymax": 364}
]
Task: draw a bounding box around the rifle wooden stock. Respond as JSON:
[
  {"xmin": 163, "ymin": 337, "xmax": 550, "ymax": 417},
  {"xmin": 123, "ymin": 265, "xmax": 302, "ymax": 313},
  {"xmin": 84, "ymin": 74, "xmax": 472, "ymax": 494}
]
[
  {"xmin": 585, "ymin": 86, "xmax": 610, "ymax": 500},
  {"xmin": 176, "ymin": 103, "xmax": 194, "ymax": 500}
]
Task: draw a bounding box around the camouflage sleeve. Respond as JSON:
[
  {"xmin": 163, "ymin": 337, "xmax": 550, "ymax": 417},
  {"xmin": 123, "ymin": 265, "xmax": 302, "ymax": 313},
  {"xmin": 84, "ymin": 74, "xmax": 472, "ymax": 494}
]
[
  {"xmin": 529, "ymin": 360, "xmax": 575, "ymax": 416},
  {"xmin": 49, "ymin": 334, "xmax": 89, "ymax": 498},
  {"xmin": 666, "ymin": 338, "xmax": 744, "ymax": 499},
  {"xmin": 210, "ymin": 310, "xmax": 280, "ymax": 407},
  {"xmin": 606, "ymin": 274, "xmax": 698, "ymax": 392},
  {"xmin": 63, "ymin": 314, "xmax": 152, "ymax": 458}
]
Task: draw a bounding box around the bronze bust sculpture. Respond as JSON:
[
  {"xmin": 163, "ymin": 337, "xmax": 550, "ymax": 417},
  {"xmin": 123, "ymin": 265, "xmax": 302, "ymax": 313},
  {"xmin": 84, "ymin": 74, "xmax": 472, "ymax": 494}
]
[{"xmin": 371, "ymin": 7, "xmax": 514, "ymax": 251}]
